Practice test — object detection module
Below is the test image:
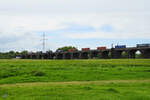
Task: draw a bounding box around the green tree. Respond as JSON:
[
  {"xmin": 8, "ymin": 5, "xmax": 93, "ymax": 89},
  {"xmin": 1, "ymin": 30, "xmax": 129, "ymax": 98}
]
[
  {"xmin": 56, "ymin": 46, "xmax": 78, "ymax": 52},
  {"xmin": 8, "ymin": 51, "xmax": 16, "ymax": 58},
  {"xmin": 20, "ymin": 50, "xmax": 28, "ymax": 55}
]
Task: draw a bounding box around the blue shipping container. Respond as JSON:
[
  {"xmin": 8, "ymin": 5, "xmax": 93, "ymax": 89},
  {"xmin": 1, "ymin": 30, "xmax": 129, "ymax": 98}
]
[{"xmin": 115, "ymin": 45, "xmax": 126, "ymax": 48}]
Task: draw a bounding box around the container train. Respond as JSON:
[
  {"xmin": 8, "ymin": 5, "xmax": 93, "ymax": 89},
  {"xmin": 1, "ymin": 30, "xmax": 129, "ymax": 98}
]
[
  {"xmin": 65, "ymin": 44, "xmax": 150, "ymax": 52},
  {"xmin": 19, "ymin": 43, "xmax": 150, "ymax": 59}
]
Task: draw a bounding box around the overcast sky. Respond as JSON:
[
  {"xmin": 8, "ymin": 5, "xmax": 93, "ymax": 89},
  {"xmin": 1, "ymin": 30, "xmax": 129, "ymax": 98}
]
[{"xmin": 0, "ymin": 0, "xmax": 150, "ymax": 52}]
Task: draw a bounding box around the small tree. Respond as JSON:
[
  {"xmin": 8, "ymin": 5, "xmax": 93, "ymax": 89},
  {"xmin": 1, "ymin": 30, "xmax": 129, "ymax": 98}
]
[
  {"xmin": 56, "ymin": 46, "xmax": 78, "ymax": 52},
  {"xmin": 20, "ymin": 50, "xmax": 28, "ymax": 55},
  {"xmin": 8, "ymin": 51, "xmax": 16, "ymax": 58}
]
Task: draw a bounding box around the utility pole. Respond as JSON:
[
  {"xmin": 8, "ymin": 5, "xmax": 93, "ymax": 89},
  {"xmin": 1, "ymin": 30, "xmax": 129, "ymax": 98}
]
[
  {"xmin": 42, "ymin": 33, "xmax": 45, "ymax": 53},
  {"xmin": 42, "ymin": 32, "xmax": 47, "ymax": 53},
  {"xmin": 41, "ymin": 32, "xmax": 47, "ymax": 59}
]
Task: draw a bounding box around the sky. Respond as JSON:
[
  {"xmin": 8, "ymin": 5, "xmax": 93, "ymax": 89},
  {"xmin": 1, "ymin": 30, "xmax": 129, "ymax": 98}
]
[{"xmin": 0, "ymin": 0, "xmax": 150, "ymax": 52}]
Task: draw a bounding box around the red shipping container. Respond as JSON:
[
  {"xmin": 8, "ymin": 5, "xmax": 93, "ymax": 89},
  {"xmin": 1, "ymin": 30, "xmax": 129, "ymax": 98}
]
[
  {"xmin": 97, "ymin": 47, "xmax": 106, "ymax": 50},
  {"xmin": 82, "ymin": 48, "xmax": 90, "ymax": 51},
  {"xmin": 68, "ymin": 49, "xmax": 76, "ymax": 52}
]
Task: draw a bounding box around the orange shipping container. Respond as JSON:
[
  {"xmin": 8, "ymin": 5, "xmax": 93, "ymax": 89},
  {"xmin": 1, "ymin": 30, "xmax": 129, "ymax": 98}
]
[
  {"xmin": 82, "ymin": 48, "xmax": 90, "ymax": 51},
  {"xmin": 97, "ymin": 47, "xmax": 106, "ymax": 50}
]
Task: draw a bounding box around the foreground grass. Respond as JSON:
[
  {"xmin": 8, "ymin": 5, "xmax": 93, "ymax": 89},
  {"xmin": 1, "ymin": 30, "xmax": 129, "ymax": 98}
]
[
  {"xmin": 0, "ymin": 59, "xmax": 150, "ymax": 100},
  {"xmin": 0, "ymin": 59, "xmax": 150, "ymax": 84},
  {"xmin": 0, "ymin": 80, "xmax": 150, "ymax": 100}
]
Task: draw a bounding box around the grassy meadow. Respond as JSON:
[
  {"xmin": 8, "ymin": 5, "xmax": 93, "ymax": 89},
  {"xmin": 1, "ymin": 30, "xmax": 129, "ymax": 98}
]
[{"xmin": 0, "ymin": 59, "xmax": 150, "ymax": 100}]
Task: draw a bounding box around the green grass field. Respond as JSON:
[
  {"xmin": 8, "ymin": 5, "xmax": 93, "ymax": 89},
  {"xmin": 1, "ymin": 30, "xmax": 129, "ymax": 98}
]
[{"xmin": 0, "ymin": 59, "xmax": 150, "ymax": 100}]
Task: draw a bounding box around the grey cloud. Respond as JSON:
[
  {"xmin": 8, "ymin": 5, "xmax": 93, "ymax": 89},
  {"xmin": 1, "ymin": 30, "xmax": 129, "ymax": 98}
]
[
  {"xmin": 0, "ymin": 31, "xmax": 41, "ymax": 51},
  {"xmin": 0, "ymin": 0, "xmax": 149, "ymax": 51},
  {"xmin": 0, "ymin": 0, "xmax": 148, "ymax": 14}
]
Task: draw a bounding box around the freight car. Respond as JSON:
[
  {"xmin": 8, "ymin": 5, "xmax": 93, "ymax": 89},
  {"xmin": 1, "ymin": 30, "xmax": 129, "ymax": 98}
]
[
  {"xmin": 97, "ymin": 47, "xmax": 106, "ymax": 50},
  {"xmin": 137, "ymin": 44, "xmax": 150, "ymax": 48},
  {"xmin": 68, "ymin": 48, "xmax": 77, "ymax": 52},
  {"xmin": 82, "ymin": 48, "xmax": 90, "ymax": 51},
  {"xmin": 115, "ymin": 45, "xmax": 126, "ymax": 49}
]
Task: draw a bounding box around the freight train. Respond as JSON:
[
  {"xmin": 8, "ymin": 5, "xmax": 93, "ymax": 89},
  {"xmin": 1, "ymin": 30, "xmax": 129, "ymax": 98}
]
[{"xmin": 19, "ymin": 43, "xmax": 150, "ymax": 59}]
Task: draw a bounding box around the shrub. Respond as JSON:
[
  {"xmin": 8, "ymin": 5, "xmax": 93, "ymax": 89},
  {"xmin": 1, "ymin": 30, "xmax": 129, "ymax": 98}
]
[
  {"xmin": 82, "ymin": 86, "xmax": 92, "ymax": 90},
  {"xmin": 107, "ymin": 88, "xmax": 119, "ymax": 93},
  {"xmin": 31, "ymin": 70, "xmax": 45, "ymax": 76}
]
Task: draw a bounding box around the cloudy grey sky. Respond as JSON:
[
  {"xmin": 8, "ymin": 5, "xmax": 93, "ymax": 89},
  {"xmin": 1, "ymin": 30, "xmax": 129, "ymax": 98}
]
[{"xmin": 0, "ymin": 0, "xmax": 150, "ymax": 52}]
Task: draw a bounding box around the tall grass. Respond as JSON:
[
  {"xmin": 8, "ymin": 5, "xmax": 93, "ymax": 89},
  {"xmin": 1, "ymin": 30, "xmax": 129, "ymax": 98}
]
[
  {"xmin": 0, "ymin": 59, "xmax": 150, "ymax": 84},
  {"xmin": 0, "ymin": 59, "xmax": 150, "ymax": 100}
]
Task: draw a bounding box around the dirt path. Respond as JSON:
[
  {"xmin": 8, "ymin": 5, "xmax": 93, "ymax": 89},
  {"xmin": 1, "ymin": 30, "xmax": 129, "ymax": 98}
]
[{"xmin": 0, "ymin": 79, "xmax": 150, "ymax": 87}]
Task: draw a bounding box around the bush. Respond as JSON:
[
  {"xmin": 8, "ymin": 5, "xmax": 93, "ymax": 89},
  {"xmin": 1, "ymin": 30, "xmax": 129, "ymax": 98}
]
[
  {"xmin": 107, "ymin": 88, "xmax": 119, "ymax": 93},
  {"xmin": 82, "ymin": 86, "xmax": 92, "ymax": 90},
  {"xmin": 0, "ymin": 69, "xmax": 18, "ymax": 78},
  {"xmin": 31, "ymin": 70, "xmax": 45, "ymax": 76}
]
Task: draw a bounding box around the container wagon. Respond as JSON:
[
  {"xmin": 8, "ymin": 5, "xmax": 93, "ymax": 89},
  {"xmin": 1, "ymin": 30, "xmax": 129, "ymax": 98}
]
[
  {"xmin": 115, "ymin": 45, "xmax": 126, "ymax": 49},
  {"xmin": 82, "ymin": 48, "xmax": 90, "ymax": 51},
  {"xmin": 137, "ymin": 44, "xmax": 150, "ymax": 48},
  {"xmin": 97, "ymin": 47, "xmax": 106, "ymax": 50},
  {"xmin": 68, "ymin": 48, "xmax": 76, "ymax": 52}
]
